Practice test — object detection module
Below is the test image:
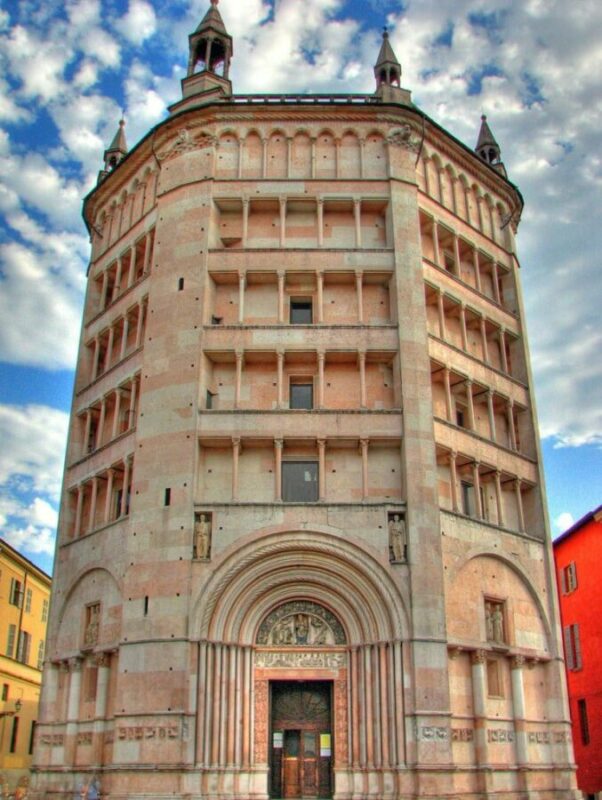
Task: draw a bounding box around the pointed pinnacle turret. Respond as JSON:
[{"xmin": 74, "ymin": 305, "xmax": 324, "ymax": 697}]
[
  {"xmin": 195, "ymin": 0, "xmax": 228, "ymax": 37},
  {"xmin": 98, "ymin": 119, "xmax": 128, "ymax": 184},
  {"xmin": 475, "ymin": 114, "xmax": 506, "ymax": 177},
  {"xmin": 374, "ymin": 27, "xmax": 402, "ymax": 89}
]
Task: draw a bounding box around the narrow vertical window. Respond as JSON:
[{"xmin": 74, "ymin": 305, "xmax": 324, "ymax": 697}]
[
  {"xmin": 164, "ymin": 488, "xmax": 171, "ymax": 506},
  {"xmin": 25, "ymin": 588, "xmax": 32, "ymax": 613},
  {"xmin": 6, "ymin": 624, "xmax": 16, "ymax": 658},
  {"xmin": 578, "ymin": 699, "xmax": 590, "ymax": 745},
  {"xmin": 9, "ymin": 716, "xmax": 19, "ymax": 753}
]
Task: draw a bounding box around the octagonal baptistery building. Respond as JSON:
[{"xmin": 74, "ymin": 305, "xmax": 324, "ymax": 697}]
[{"xmin": 32, "ymin": 4, "xmax": 576, "ymax": 800}]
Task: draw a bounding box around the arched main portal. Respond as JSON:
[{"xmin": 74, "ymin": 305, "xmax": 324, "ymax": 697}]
[{"xmin": 190, "ymin": 531, "xmax": 409, "ymax": 800}]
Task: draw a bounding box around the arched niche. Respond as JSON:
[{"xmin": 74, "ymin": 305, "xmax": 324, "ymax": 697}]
[
  {"xmin": 217, "ymin": 132, "xmax": 239, "ymax": 179},
  {"xmin": 54, "ymin": 566, "xmax": 123, "ymax": 657},
  {"xmin": 291, "ymin": 131, "xmax": 311, "ymax": 178},
  {"xmin": 446, "ymin": 553, "xmax": 550, "ymax": 655},
  {"xmin": 242, "ymin": 131, "xmax": 262, "ymax": 179},
  {"xmin": 266, "ymin": 130, "xmax": 288, "ymax": 179},
  {"xmin": 339, "ymin": 131, "xmax": 361, "ymax": 179},
  {"xmin": 315, "ymin": 130, "xmax": 336, "ymax": 179}
]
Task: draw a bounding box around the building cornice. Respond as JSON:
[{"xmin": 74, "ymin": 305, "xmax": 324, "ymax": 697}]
[
  {"xmin": 0, "ymin": 537, "xmax": 52, "ymax": 585},
  {"xmin": 83, "ymin": 95, "xmax": 522, "ymax": 234}
]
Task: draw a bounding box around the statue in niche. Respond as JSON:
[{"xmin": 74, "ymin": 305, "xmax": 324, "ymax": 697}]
[
  {"xmin": 83, "ymin": 603, "xmax": 100, "ymax": 648},
  {"xmin": 388, "ymin": 512, "xmax": 407, "ymax": 562},
  {"xmin": 485, "ymin": 601, "xmax": 505, "ymax": 644},
  {"xmin": 194, "ymin": 512, "xmax": 212, "ymax": 559}
]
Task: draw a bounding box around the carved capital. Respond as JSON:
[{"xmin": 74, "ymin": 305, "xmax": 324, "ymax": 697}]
[
  {"xmin": 471, "ymin": 649, "xmax": 487, "ymax": 665},
  {"xmin": 512, "ymin": 654, "xmax": 526, "ymax": 670},
  {"xmin": 387, "ymin": 125, "xmax": 421, "ymax": 154}
]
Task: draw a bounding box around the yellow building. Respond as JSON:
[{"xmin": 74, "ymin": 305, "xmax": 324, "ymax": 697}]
[{"xmin": 0, "ymin": 539, "xmax": 51, "ymax": 795}]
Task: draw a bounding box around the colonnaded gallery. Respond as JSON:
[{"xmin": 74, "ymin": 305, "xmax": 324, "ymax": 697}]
[{"xmin": 32, "ymin": 2, "xmax": 577, "ymax": 798}]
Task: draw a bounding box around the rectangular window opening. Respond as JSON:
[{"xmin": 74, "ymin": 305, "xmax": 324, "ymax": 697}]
[
  {"xmin": 290, "ymin": 298, "xmax": 313, "ymax": 324},
  {"xmin": 290, "ymin": 381, "xmax": 313, "ymax": 410},
  {"xmin": 461, "ymin": 481, "xmax": 474, "ymax": 517},
  {"xmin": 29, "ymin": 721, "xmax": 36, "ymax": 755},
  {"xmin": 486, "ymin": 659, "xmax": 503, "ymax": 697},
  {"xmin": 206, "ymin": 391, "xmax": 215, "ymax": 410},
  {"xmin": 282, "ymin": 461, "xmax": 319, "ymax": 502},
  {"xmin": 144, "ymin": 596, "xmax": 149, "ymax": 616},
  {"xmin": 9, "ymin": 716, "xmax": 19, "ymax": 753},
  {"xmin": 1, "ymin": 683, "xmax": 8, "ymax": 701},
  {"xmin": 578, "ymin": 698, "xmax": 590, "ymax": 745},
  {"xmin": 164, "ymin": 488, "xmax": 171, "ymax": 507}
]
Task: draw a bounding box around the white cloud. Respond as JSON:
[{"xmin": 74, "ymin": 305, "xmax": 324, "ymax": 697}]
[
  {"xmin": 0, "ymin": 405, "xmax": 69, "ymax": 500},
  {"xmin": 118, "ymin": 0, "xmax": 157, "ymax": 45},
  {"xmin": 554, "ymin": 512, "xmax": 574, "ymax": 533}
]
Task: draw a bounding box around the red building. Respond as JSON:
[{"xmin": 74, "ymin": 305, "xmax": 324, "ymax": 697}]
[{"xmin": 554, "ymin": 505, "xmax": 602, "ymax": 799}]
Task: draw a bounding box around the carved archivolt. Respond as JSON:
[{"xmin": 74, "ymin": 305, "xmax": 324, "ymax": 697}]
[{"xmin": 257, "ymin": 600, "xmax": 346, "ymax": 646}]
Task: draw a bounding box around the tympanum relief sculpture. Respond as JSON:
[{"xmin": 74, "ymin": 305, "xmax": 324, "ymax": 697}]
[{"xmin": 256, "ymin": 601, "xmax": 346, "ymax": 646}]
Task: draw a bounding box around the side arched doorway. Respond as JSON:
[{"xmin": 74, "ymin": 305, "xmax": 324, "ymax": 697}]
[{"xmin": 191, "ymin": 531, "xmax": 410, "ymax": 800}]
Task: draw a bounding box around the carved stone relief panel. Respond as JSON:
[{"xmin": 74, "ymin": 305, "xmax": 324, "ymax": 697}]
[{"xmin": 256, "ymin": 601, "xmax": 346, "ymax": 646}]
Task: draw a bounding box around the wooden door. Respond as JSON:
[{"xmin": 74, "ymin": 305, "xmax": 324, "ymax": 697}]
[{"xmin": 270, "ymin": 682, "xmax": 332, "ymax": 799}]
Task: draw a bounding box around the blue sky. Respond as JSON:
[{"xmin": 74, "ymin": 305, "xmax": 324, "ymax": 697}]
[{"xmin": 1, "ymin": 0, "xmax": 601, "ymax": 575}]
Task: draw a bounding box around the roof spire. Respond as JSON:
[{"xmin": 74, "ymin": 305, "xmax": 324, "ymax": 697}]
[
  {"xmin": 475, "ymin": 114, "xmax": 507, "ymax": 177},
  {"xmin": 374, "ymin": 26, "xmax": 402, "ymax": 90},
  {"xmin": 98, "ymin": 118, "xmax": 128, "ymax": 184}
]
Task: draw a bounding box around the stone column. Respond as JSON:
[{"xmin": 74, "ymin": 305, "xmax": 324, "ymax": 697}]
[
  {"xmin": 355, "ymin": 270, "xmax": 364, "ymax": 323},
  {"xmin": 277, "ymin": 271, "xmax": 285, "ymax": 323},
  {"xmin": 120, "ymin": 457, "xmax": 131, "ymax": 517},
  {"xmin": 473, "ymin": 249, "xmax": 482, "ymax": 292},
  {"xmin": 111, "ymin": 389, "xmax": 122, "ymax": 440},
  {"xmin": 437, "ymin": 289, "xmax": 447, "ymax": 340},
  {"xmin": 492, "ymin": 261, "xmax": 501, "ymax": 305},
  {"xmin": 286, "ymin": 137, "xmax": 293, "ymax": 178},
  {"xmin": 459, "ymin": 303, "xmax": 468, "ymax": 351},
  {"xmin": 103, "ymin": 468, "xmax": 114, "ymax": 524},
  {"xmin": 88, "ymin": 476, "xmax": 99, "ymax": 532},
  {"xmin": 317, "ymin": 438, "xmax": 326, "ymax": 501},
  {"xmin": 91, "ymin": 335, "xmax": 101, "ymax": 381},
  {"xmin": 276, "ymin": 350, "xmax": 284, "ymax": 409},
  {"xmin": 100, "ymin": 269, "xmax": 109, "ymax": 309},
  {"xmin": 120, "ymin": 315, "xmax": 130, "ymax": 360},
  {"xmin": 234, "ymin": 350, "xmax": 244, "ymax": 409},
  {"xmin": 74, "ymin": 484, "xmax": 84, "ymax": 538},
  {"xmin": 472, "ymin": 461, "xmax": 482, "ymax": 519},
  {"xmin": 135, "ymin": 299, "xmax": 146, "ymax": 348},
  {"xmin": 96, "ymin": 397, "xmax": 106, "ymax": 449},
  {"xmin": 232, "ymin": 438, "xmax": 240, "ymax": 501},
  {"xmin": 443, "ymin": 367, "xmax": 453, "ymax": 422},
  {"xmin": 317, "ymin": 197, "xmax": 324, "ymax": 247},
  {"xmin": 279, "ymin": 196, "xmax": 287, "ymax": 248},
  {"xmin": 487, "ymin": 389, "xmax": 497, "ymax": 442},
  {"xmin": 494, "ymin": 470, "xmax": 505, "ymax": 527},
  {"xmin": 471, "ymin": 650, "xmax": 489, "ymax": 777},
  {"xmin": 499, "ymin": 328, "xmax": 509, "ymax": 373},
  {"xmin": 128, "ymin": 376, "xmax": 138, "ymax": 430},
  {"xmin": 353, "ymin": 198, "xmax": 362, "ymax": 248},
  {"xmin": 465, "ymin": 379, "xmax": 475, "ymax": 430},
  {"xmin": 238, "ymin": 271, "xmax": 246, "ymax": 324},
  {"xmin": 358, "ymin": 350, "xmax": 367, "ymax": 408},
  {"xmin": 514, "ymin": 479, "xmax": 525, "ymax": 532},
  {"xmin": 480, "ymin": 315, "xmax": 490, "ymax": 363},
  {"xmin": 511, "ymin": 656, "xmax": 529, "ymax": 767},
  {"xmin": 507, "ymin": 399, "xmax": 517, "ymax": 450},
  {"xmin": 360, "ymin": 438, "xmax": 369, "ymax": 500},
  {"xmin": 127, "ymin": 243, "xmax": 137, "ymax": 287},
  {"xmin": 449, "ymin": 451, "xmax": 459, "ymax": 512},
  {"xmin": 92, "ymin": 653, "xmax": 111, "ymax": 766},
  {"xmin": 318, "ymin": 351, "xmax": 325, "ymax": 408},
  {"xmin": 113, "ymin": 257, "xmax": 123, "ymax": 301},
  {"xmin": 316, "ymin": 271, "xmax": 324, "ymax": 323},
  {"xmin": 274, "ymin": 439, "xmax": 283, "ymax": 501},
  {"xmin": 65, "ymin": 657, "xmax": 83, "ymax": 765},
  {"xmin": 104, "ymin": 326, "xmax": 115, "ymax": 371},
  {"xmin": 261, "ymin": 138, "xmax": 268, "ymax": 179},
  {"xmin": 143, "ymin": 230, "xmax": 152, "ymax": 273},
  {"xmin": 242, "ymin": 198, "xmax": 249, "ymax": 247},
  {"xmin": 83, "ymin": 409, "xmax": 93, "ymax": 457},
  {"xmin": 453, "ymin": 233, "xmax": 461, "ymax": 277},
  {"xmin": 432, "ymin": 219, "xmax": 441, "ymax": 266}
]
